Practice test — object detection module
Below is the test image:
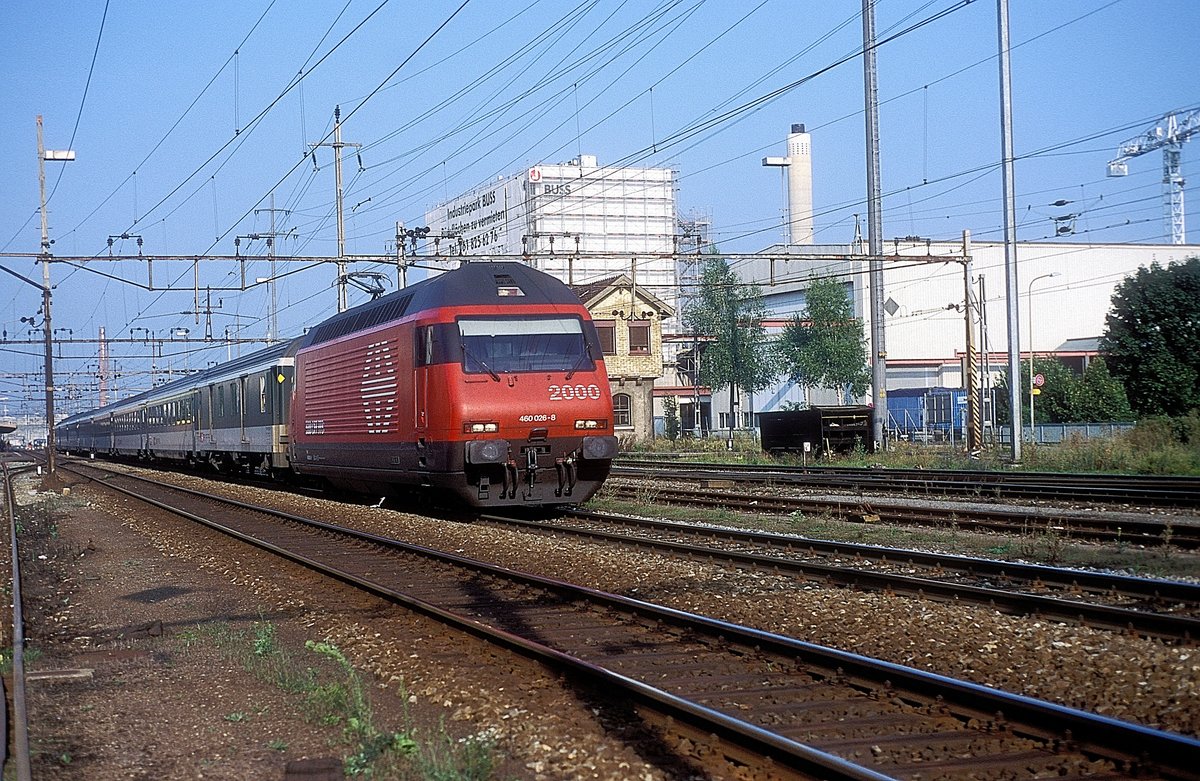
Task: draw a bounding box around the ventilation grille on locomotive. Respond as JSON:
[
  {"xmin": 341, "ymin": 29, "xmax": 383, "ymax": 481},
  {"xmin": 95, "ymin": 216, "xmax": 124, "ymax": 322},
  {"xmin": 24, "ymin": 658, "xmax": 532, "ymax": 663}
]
[{"xmin": 308, "ymin": 293, "xmax": 414, "ymax": 346}]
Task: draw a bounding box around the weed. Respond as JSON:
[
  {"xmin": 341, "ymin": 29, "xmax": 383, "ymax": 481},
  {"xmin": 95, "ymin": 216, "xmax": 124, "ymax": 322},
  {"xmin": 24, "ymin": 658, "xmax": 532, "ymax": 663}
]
[
  {"xmin": 305, "ymin": 640, "xmax": 421, "ymax": 776},
  {"xmin": 633, "ymin": 483, "xmax": 660, "ymax": 507},
  {"xmin": 1160, "ymin": 521, "xmax": 1175, "ymax": 559},
  {"xmin": 414, "ymin": 723, "xmax": 497, "ymax": 781},
  {"xmin": 1017, "ymin": 520, "xmax": 1069, "ymax": 565},
  {"xmin": 253, "ymin": 622, "xmax": 277, "ymax": 657},
  {"xmin": 186, "ymin": 619, "xmax": 503, "ymax": 778},
  {"xmin": 176, "ymin": 627, "xmax": 202, "ymax": 648}
]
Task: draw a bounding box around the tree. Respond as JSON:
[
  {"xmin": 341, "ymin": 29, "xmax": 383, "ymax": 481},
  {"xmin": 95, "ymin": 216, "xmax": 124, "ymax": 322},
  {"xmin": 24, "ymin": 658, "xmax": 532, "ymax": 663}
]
[
  {"xmin": 775, "ymin": 277, "xmax": 869, "ymax": 404},
  {"xmin": 663, "ymin": 396, "xmax": 680, "ymax": 441},
  {"xmin": 994, "ymin": 357, "xmax": 1133, "ymax": 425},
  {"xmin": 993, "ymin": 358, "xmax": 1068, "ymax": 426},
  {"xmin": 682, "ymin": 258, "xmax": 777, "ymax": 435},
  {"xmin": 1101, "ymin": 257, "xmax": 1200, "ymax": 417},
  {"xmin": 1071, "ymin": 358, "xmax": 1134, "ymax": 422}
]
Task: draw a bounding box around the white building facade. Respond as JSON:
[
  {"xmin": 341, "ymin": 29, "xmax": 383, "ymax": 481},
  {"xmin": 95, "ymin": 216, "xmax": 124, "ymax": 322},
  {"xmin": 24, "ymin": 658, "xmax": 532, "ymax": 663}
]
[
  {"xmin": 423, "ymin": 154, "xmax": 678, "ymax": 300},
  {"xmin": 717, "ymin": 240, "xmax": 1200, "ymax": 434}
]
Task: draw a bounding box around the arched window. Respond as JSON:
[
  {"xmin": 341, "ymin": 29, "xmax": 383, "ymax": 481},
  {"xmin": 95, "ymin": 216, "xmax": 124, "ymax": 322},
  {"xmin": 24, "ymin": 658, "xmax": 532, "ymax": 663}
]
[{"xmin": 613, "ymin": 393, "xmax": 632, "ymax": 428}]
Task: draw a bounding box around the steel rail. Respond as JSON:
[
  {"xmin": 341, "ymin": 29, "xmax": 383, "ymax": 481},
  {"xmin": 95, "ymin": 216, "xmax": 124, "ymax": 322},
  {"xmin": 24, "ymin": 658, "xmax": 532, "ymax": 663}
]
[
  {"xmin": 476, "ymin": 510, "xmax": 1200, "ymax": 642},
  {"xmin": 603, "ymin": 482, "xmax": 1200, "ymax": 549},
  {"xmin": 68, "ymin": 463, "xmax": 1200, "ymax": 779},
  {"xmin": 612, "ymin": 460, "xmax": 1200, "ymax": 508},
  {"xmin": 2, "ymin": 464, "xmax": 32, "ymax": 781}
]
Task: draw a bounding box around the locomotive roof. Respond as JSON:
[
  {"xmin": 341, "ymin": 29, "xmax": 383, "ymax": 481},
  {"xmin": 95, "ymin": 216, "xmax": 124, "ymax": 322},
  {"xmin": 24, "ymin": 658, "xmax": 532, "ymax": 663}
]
[{"xmin": 299, "ymin": 261, "xmax": 583, "ymax": 350}]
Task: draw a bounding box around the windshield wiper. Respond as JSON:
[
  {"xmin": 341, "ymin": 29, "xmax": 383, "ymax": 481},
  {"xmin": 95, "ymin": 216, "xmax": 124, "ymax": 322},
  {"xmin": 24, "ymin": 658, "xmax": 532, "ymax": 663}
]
[
  {"xmin": 565, "ymin": 340, "xmax": 592, "ymax": 380},
  {"xmin": 461, "ymin": 342, "xmax": 500, "ymax": 382}
]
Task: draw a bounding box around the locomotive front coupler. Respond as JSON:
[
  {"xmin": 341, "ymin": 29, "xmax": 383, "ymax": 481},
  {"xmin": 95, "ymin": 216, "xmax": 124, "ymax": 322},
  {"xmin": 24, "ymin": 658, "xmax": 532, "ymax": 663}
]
[
  {"xmin": 554, "ymin": 456, "xmax": 577, "ymax": 497},
  {"xmin": 524, "ymin": 447, "xmax": 538, "ymax": 489},
  {"xmin": 502, "ymin": 459, "xmax": 518, "ymax": 499}
]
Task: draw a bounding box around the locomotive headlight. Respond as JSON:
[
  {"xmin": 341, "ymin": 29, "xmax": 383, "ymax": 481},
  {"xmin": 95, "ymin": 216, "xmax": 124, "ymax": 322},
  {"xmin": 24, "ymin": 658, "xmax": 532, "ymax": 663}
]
[
  {"xmin": 466, "ymin": 439, "xmax": 509, "ymax": 464},
  {"xmin": 464, "ymin": 421, "xmax": 499, "ymax": 433},
  {"xmin": 574, "ymin": 419, "xmax": 605, "ymax": 430}
]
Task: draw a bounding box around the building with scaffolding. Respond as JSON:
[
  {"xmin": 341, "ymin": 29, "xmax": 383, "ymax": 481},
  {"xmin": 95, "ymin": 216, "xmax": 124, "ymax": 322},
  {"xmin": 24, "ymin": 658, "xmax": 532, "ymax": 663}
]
[{"xmin": 424, "ymin": 154, "xmax": 677, "ymax": 291}]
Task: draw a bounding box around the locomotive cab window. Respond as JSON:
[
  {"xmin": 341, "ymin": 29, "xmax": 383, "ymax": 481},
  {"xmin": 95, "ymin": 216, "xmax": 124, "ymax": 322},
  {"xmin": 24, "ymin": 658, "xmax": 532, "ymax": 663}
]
[{"xmin": 457, "ymin": 317, "xmax": 593, "ymax": 375}]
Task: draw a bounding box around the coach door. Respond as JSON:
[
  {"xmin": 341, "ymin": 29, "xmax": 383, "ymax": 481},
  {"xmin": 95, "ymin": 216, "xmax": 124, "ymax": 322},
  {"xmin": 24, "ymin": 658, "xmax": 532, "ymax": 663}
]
[
  {"xmin": 239, "ymin": 376, "xmax": 248, "ymax": 444},
  {"xmin": 189, "ymin": 389, "xmax": 199, "ymax": 455},
  {"xmin": 414, "ymin": 326, "xmax": 431, "ymax": 466}
]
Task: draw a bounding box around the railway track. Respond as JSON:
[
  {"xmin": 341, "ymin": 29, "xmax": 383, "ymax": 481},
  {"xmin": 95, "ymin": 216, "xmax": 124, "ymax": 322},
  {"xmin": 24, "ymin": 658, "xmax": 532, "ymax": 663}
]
[
  {"xmin": 477, "ymin": 509, "xmax": 1200, "ymax": 642},
  {"xmin": 66, "ymin": 461, "xmax": 1200, "ymax": 780},
  {"xmin": 2, "ymin": 462, "xmax": 33, "ymax": 781},
  {"xmin": 613, "ymin": 459, "xmax": 1200, "ymax": 508},
  {"xmin": 602, "ymin": 481, "xmax": 1200, "ymax": 549}
]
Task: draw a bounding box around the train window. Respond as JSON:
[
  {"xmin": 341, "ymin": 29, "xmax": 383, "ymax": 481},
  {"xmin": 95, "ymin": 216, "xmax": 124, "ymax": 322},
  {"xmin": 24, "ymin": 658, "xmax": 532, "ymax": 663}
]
[
  {"xmin": 594, "ymin": 320, "xmax": 615, "ymax": 354},
  {"xmin": 628, "ymin": 322, "xmax": 650, "ymax": 355},
  {"xmin": 415, "ymin": 326, "xmax": 431, "ymax": 367},
  {"xmin": 457, "ymin": 317, "xmax": 592, "ymax": 374},
  {"xmin": 613, "ymin": 393, "xmax": 632, "ymax": 427},
  {"xmin": 259, "ymin": 376, "xmax": 267, "ymax": 413},
  {"xmin": 218, "ymin": 386, "xmax": 225, "ymax": 416}
]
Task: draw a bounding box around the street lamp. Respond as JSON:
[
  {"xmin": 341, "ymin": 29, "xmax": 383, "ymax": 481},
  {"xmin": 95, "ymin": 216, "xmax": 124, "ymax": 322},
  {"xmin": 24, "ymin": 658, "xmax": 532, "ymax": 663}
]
[
  {"xmin": 1027, "ymin": 272, "xmax": 1060, "ymax": 437},
  {"xmin": 36, "ymin": 115, "xmax": 75, "ymax": 475}
]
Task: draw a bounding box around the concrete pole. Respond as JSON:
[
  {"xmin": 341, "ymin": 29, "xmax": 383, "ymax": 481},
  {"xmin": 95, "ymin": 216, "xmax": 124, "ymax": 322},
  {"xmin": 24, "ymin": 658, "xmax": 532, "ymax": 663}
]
[
  {"xmin": 36, "ymin": 116, "xmax": 57, "ymax": 476},
  {"xmin": 334, "ymin": 106, "xmax": 347, "ymax": 313},
  {"xmin": 997, "ymin": 0, "xmax": 1022, "ymax": 462},
  {"xmin": 862, "ymin": 0, "xmax": 888, "ymax": 449}
]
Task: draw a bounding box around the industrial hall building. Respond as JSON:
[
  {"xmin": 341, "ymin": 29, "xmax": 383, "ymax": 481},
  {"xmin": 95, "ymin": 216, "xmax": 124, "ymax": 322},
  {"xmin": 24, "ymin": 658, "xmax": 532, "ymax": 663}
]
[{"xmin": 715, "ymin": 238, "xmax": 1200, "ymax": 439}]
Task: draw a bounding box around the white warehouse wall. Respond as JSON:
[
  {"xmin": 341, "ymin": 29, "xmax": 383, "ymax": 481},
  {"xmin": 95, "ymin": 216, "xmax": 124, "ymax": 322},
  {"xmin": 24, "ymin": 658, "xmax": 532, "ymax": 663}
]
[{"xmin": 731, "ymin": 240, "xmax": 1200, "ymax": 407}]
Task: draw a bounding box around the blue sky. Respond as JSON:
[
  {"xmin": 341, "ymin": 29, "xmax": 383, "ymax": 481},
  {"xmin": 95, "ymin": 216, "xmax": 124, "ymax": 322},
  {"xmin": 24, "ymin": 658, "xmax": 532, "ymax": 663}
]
[{"xmin": 1, "ymin": 0, "xmax": 1197, "ymax": 417}]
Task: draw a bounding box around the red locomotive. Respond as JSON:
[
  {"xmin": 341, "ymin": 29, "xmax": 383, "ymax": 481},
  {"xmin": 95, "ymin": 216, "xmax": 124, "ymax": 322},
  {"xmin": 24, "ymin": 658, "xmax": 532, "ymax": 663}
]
[
  {"xmin": 289, "ymin": 261, "xmax": 617, "ymax": 505},
  {"xmin": 57, "ymin": 261, "xmax": 618, "ymax": 508}
]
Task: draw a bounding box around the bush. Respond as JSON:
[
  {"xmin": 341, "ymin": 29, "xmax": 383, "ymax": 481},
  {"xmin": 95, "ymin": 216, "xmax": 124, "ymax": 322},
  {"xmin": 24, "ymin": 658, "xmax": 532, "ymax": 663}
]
[{"xmin": 1017, "ymin": 412, "xmax": 1200, "ymax": 475}]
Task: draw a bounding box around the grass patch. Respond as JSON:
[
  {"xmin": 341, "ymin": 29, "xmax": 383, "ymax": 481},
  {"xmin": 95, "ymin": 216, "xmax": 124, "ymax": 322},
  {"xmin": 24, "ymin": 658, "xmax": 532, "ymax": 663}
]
[{"xmin": 188, "ymin": 619, "xmax": 499, "ymax": 779}]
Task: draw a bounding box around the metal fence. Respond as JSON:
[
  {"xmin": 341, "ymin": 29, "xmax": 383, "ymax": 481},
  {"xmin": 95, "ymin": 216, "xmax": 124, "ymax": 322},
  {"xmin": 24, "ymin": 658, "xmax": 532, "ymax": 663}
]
[{"xmin": 992, "ymin": 422, "xmax": 1135, "ymax": 445}]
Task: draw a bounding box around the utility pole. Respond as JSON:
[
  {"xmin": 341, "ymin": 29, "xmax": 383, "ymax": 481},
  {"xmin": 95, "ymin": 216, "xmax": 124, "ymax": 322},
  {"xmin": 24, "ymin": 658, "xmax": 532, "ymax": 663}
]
[
  {"xmin": 98, "ymin": 326, "xmax": 109, "ymax": 407},
  {"xmin": 862, "ymin": 0, "xmax": 888, "ymax": 450},
  {"xmin": 253, "ymin": 194, "xmax": 290, "ymax": 342},
  {"xmin": 310, "ymin": 106, "xmax": 361, "ymax": 312},
  {"xmin": 961, "ymin": 231, "xmax": 980, "ymax": 453},
  {"xmin": 997, "ymin": 0, "xmax": 1022, "ymax": 463},
  {"xmin": 395, "ymin": 221, "xmax": 407, "ymax": 289},
  {"xmin": 36, "ymin": 116, "xmax": 74, "ymax": 476}
]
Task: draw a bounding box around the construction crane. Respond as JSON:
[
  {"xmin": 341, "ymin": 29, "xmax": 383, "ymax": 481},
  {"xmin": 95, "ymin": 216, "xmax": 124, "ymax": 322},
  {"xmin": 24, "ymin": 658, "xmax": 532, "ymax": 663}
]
[{"xmin": 1107, "ymin": 108, "xmax": 1200, "ymax": 244}]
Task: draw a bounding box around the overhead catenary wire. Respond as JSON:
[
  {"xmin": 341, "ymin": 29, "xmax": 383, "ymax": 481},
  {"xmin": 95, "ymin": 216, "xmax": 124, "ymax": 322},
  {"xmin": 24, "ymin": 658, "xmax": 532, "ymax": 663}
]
[{"xmin": 5, "ymin": 1, "xmax": 1184, "ymax": 415}]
